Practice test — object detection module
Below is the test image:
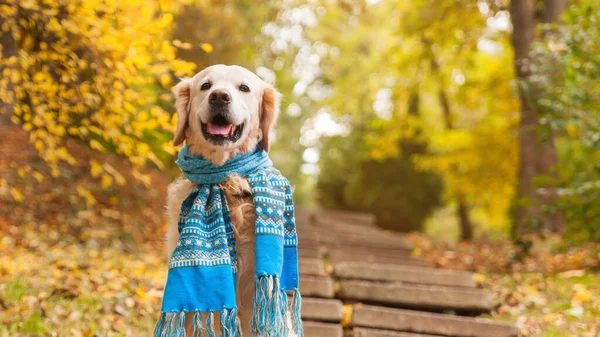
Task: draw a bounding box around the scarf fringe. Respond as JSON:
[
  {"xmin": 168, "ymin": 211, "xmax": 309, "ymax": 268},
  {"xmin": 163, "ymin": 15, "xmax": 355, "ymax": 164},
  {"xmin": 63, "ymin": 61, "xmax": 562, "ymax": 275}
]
[
  {"xmin": 206, "ymin": 311, "xmax": 217, "ymax": 337},
  {"xmin": 153, "ymin": 309, "xmax": 241, "ymax": 337},
  {"xmin": 291, "ymin": 288, "xmax": 304, "ymax": 337},
  {"xmin": 192, "ymin": 310, "xmax": 203, "ymax": 337},
  {"xmin": 251, "ymin": 275, "xmax": 304, "ymax": 337},
  {"xmin": 221, "ymin": 308, "xmax": 240, "ymax": 337},
  {"xmin": 175, "ymin": 311, "xmax": 185, "ymax": 336}
]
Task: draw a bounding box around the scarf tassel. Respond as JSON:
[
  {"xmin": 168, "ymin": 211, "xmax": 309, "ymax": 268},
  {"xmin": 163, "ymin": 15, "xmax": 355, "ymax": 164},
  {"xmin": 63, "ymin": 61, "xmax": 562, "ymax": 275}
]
[
  {"xmin": 191, "ymin": 310, "xmax": 203, "ymax": 337},
  {"xmin": 251, "ymin": 275, "xmax": 289, "ymax": 337},
  {"xmin": 291, "ymin": 288, "xmax": 304, "ymax": 337},
  {"xmin": 153, "ymin": 309, "xmax": 241, "ymax": 337}
]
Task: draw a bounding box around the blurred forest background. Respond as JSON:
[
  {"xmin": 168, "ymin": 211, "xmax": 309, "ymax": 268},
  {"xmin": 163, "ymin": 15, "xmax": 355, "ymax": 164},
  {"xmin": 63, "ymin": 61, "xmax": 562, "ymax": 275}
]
[{"xmin": 0, "ymin": 0, "xmax": 599, "ymax": 336}]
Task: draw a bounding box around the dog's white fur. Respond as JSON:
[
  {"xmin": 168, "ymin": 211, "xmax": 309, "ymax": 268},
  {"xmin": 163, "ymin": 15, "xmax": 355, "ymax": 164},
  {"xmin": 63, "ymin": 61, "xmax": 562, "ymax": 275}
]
[{"xmin": 165, "ymin": 65, "xmax": 283, "ymax": 335}]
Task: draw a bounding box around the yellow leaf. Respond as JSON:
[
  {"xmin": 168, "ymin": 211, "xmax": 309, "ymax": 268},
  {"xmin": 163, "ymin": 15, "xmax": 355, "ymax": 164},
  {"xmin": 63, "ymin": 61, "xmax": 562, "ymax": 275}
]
[
  {"xmin": 90, "ymin": 160, "xmax": 102, "ymax": 178},
  {"xmin": 89, "ymin": 139, "xmax": 105, "ymax": 152},
  {"xmin": 473, "ymin": 273, "xmax": 486, "ymax": 285},
  {"xmin": 200, "ymin": 43, "xmax": 213, "ymax": 53},
  {"xmin": 572, "ymin": 284, "xmax": 592, "ymax": 304},
  {"xmin": 101, "ymin": 175, "xmax": 113, "ymax": 188},
  {"xmin": 341, "ymin": 304, "xmax": 353, "ymax": 327},
  {"xmin": 82, "ymin": 329, "xmax": 94, "ymax": 337},
  {"xmin": 543, "ymin": 313, "xmax": 561, "ymax": 322},
  {"xmin": 20, "ymin": 0, "xmax": 38, "ymax": 9},
  {"xmin": 10, "ymin": 188, "xmax": 24, "ymax": 201},
  {"xmin": 76, "ymin": 185, "xmax": 96, "ymax": 207},
  {"xmin": 566, "ymin": 124, "xmax": 578, "ymax": 138},
  {"xmin": 32, "ymin": 171, "xmax": 44, "ymax": 182},
  {"xmin": 159, "ymin": 73, "xmax": 172, "ymax": 87},
  {"xmin": 135, "ymin": 287, "xmax": 148, "ymax": 300}
]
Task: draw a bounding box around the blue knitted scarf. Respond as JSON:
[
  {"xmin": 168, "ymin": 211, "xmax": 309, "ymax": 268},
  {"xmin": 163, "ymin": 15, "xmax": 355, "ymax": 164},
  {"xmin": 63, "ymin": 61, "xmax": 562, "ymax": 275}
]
[{"xmin": 154, "ymin": 145, "xmax": 303, "ymax": 337}]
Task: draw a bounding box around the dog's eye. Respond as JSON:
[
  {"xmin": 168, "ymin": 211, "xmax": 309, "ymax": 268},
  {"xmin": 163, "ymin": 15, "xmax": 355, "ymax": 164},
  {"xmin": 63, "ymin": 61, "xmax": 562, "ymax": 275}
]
[
  {"xmin": 201, "ymin": 82, "xmax": 211, "ymax": 91},
  {"xmin": 239, "ymin": 84, "xmax": 250, "ymax": 93}
]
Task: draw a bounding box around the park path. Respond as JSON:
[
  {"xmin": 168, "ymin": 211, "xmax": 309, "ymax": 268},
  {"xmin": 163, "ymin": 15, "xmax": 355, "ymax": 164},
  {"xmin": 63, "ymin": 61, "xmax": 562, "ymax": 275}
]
[{"xmin": 296, "ymin": 209, "xmax": 518, "ymax": 337}]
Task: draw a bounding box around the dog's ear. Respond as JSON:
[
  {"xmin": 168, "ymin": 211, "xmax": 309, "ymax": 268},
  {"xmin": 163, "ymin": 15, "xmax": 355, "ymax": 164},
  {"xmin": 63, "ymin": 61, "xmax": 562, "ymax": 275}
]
[
  {"xmin": 259, "ymin": 85, "xmax": 282, "ymax": 152},
  {"xmin": 172, "ymin": 78, "xmax": 192, "ymax": 146}
]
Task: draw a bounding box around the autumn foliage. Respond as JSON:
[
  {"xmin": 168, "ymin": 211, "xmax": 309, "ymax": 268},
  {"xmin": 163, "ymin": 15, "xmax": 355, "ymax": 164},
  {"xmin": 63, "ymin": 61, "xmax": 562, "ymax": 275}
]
[{"xmin": 0, "ymin": 0, "xmax": 196, "ymax": 195}]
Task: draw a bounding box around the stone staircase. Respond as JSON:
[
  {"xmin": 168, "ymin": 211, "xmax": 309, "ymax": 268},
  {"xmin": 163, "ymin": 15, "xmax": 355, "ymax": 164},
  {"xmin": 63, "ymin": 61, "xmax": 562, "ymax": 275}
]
[{"xmin": 297, "ymin": 209, "xmax": 518, "ymax": 337}]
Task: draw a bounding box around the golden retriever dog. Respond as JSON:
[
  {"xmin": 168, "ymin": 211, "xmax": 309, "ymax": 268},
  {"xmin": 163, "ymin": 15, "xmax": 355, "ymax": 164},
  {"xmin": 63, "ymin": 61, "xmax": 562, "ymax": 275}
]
[{"xmin": 165, "ymin": 64, "xmax": 285, "ymax": 336}]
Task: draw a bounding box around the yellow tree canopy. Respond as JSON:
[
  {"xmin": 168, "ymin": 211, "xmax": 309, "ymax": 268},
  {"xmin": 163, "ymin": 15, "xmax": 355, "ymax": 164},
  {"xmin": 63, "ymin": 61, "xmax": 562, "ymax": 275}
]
[{"xmin": 0, "ymin": 0, "xmax": 196, "ymax": 191}]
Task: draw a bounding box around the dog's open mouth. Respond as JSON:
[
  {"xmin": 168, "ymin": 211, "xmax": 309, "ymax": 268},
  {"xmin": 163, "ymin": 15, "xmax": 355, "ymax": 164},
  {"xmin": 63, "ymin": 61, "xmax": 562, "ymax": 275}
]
[{"xmin": 201, "ymin": 115, "xmax": 244, "ymax": 144}]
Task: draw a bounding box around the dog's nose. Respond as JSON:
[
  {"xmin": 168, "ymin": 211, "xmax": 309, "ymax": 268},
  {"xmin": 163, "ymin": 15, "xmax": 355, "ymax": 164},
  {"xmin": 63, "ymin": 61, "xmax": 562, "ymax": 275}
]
[{"xmin": 209, "ymin": 90, "xmax": 231, "ymax": 105}]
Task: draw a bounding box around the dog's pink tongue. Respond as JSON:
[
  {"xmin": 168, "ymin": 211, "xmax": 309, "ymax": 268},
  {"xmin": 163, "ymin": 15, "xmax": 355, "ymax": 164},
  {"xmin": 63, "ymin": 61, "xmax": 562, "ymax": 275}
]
[{"xmin": 207, "ymin": 123, "xmax": 232, "ymax": 135}]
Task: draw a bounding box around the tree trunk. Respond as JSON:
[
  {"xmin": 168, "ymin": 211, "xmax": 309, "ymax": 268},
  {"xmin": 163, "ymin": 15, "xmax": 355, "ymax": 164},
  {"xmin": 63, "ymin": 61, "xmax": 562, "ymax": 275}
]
[
  {"xmin": 511, "ymin": 0, "xmax": 538, "ymax": 236},
  {"xmin": 428, "ymin": 49, "xmax": 475, "ymax": 241},
  {"xmin": 543, "ymin": 0, "xmax": 569, "ymax": 23},
  {"xmin": 539, "ymin": 0, "xmax": 568, "ymax": 234},
  {"xmin": 457, "ymin": 196, "xmax": 474, "ymax": 241},
  {"xmin": 510, "ymin": 0, "xmax": 567, "ymax": 236}
]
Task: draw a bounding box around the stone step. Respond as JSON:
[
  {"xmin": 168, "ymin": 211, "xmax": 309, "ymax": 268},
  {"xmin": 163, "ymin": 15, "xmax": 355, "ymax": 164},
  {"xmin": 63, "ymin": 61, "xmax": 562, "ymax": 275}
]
[
  {"xmin": 334, "ymin": 262, "xmax": 476, "ymax": 288},
  {"xmin": 338, "ymin": 280, "xmax": 493, "ymax": 313},
  {"xmin": 300, "ymin": 276, "xmax": 335, "ymax": 298},
  {"xmin": 353, "ymin": 328, "xmax": 443, "ymax": 337},
  {"xmin": 299, "ymin": 258, "xmax": 326, "ymax": 276},
  {"xmin": 351, "ymin": 305, "xmax": 518, "ymax": 337},
  {"xmin": 301, "ymin": 297, "xmax": 344, "ymax": 322},
  {"xmin": 328, "ymin": 250, "xmax": 425, "ymax": 267},
  {"xmin": 304, "ymin": 321, "xmax": 343, "ymax": 337}
]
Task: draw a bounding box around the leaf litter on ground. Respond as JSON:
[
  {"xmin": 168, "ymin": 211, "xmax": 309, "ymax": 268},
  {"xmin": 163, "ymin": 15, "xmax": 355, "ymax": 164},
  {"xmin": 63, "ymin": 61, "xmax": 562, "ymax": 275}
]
[{"xmin": 406, "ymin": 233, "xmax": 600, "ymax": 337}]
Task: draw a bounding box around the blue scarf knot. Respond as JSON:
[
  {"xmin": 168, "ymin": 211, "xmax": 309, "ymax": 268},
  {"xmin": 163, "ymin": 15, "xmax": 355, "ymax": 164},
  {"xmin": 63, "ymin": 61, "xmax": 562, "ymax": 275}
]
[{"xmin": 155, "ymin": 145, "xmax": 303, "ymax": 337}]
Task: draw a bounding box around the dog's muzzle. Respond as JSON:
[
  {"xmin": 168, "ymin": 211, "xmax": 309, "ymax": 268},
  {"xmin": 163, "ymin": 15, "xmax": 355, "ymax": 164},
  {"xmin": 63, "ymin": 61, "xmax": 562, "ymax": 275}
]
[{"xmin": 202, "ymin": 89, "xmax": 244, "ymax": 144}]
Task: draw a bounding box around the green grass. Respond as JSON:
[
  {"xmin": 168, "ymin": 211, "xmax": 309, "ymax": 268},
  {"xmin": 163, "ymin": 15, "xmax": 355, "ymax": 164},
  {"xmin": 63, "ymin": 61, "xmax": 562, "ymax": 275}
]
[{"xmin": 6, "ymin": 278, "xmax": 27, "ymax": 301}]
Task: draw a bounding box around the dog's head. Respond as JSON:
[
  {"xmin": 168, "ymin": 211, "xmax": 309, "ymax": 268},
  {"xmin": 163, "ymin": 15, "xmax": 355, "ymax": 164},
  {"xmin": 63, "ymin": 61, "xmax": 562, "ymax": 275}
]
[{"xmin": 172, "ymin": 65, "xmax": 281, "ymax": 164}]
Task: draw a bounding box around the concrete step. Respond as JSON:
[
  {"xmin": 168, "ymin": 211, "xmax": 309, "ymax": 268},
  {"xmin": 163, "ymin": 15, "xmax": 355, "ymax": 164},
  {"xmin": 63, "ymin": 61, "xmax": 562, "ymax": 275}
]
[
  {"xmin": 353, "ymin": 328, "xmax": 443, "ymax": 337},
  {"xmin": 299, "ymin": 258, "xmax": 326, "ymax": 276},
  {"xmin": 351, "ymin": 305, "xmax": 518, "ymax": 337},
  {"xmin": 300, "ymin": 275, "xmax": 335, "ymax": 298},
  {"xmin": 328, "ymin": 250, "xmax": 425, "ymax": 267},
  {"xmin": 301, "ymin": 297, "xmax": 344, "ymax": 322},
  {"xmin": 338, "ymin": 280, "xmax": 493, "ymax": 313},
  {"xmin": 334, "ymin": 262, "xmax": 476, "ymax": 288},
  {"xmin": 304, "ymin": 321, "xmax": 343, "ymax": 337}
]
